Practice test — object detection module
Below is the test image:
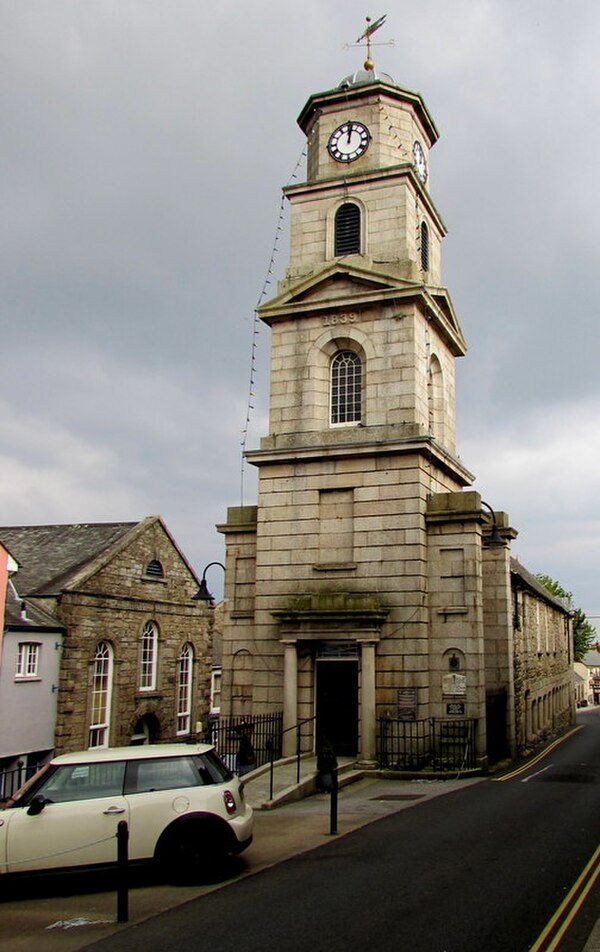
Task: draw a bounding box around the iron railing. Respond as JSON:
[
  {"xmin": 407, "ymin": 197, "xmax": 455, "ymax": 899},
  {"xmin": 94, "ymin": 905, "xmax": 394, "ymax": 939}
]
[
  {"xmin": 378, "ymin": 718, "xmax": 478, "ymax": 772},
  {"xmin": 206, "ymin": 712, "xmax": 283, "ymax": 773},
  {"xmin": 0, "ymin": 762, "xmax": 41, "ymax": 801}
]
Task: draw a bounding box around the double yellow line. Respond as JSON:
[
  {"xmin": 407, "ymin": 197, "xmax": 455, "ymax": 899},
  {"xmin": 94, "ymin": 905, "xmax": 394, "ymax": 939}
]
[
  {"xmin": 529, "ymin": 843, "xmax": 600, "ymax": 951},
  {"xmin": 494, "ymin": 725, "xmax": 596, "ymax": 949},
  {"xmin": 493, "ymin": 726, "xmax": 582, "ymax": 782}
]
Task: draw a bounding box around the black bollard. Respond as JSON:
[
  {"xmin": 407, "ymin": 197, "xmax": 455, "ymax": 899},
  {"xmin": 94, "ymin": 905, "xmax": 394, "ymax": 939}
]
[
  {"xmin": 329, "ymin": 767, "xmax": 338, "ymax": 835},
  {"xmin": 117, "ymin": 820, "xmax": 129, "ymax": 923}
]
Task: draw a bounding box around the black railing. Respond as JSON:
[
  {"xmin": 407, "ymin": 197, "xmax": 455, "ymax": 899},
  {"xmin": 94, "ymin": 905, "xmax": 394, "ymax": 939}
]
[
  {"xmin": 0, "ymin": 762, "xmax": 40, "ymax": 801},
  {"xmin": 206, "ymin": 712, "xmax": 283, "ymax": 774},
  {"xmin": 378, "ymin": 718, "xmax": 478, "ymax": 772}
]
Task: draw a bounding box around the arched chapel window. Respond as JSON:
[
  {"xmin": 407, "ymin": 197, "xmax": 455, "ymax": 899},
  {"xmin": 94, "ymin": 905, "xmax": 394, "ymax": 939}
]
[
  {"xmin": 331, "ymin": 350, "xmax": 362, "ymax": 425},
  {"xmin": 420, "ymin": 221, "xmax": 429, "ymax": 273},
  {"xmin": 139, "ymin": 621, "xmax": 159, "ymax": 691},
  {"xmin": 176, "ymin": 643, "xmax": 194, "ymax": 735},
  {"xmin": 89, "ymin": 641, "xmax": 113, "ymax": 749},
  {"xmin": 334, "ymin": 203, "xmax": 361, "ymax": 256}
]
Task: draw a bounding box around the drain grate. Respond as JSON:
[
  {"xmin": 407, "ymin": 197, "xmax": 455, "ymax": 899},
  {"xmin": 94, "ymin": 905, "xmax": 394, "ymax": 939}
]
[{"xmin": 370, "ymin": 794, "xmax": 425, "ymax": 802}]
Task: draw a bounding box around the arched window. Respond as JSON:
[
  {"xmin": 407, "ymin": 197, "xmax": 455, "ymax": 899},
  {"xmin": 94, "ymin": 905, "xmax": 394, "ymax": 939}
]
[
  {"xmin": 176, "ymin": 643, "xmax": 194, "ymax": 735},
  {"xmin": 334, "ymin": 203, "xmax": 361, "ymax": 256},
  {"xmin": 330, "ymin": 350, "xmax": 362, "ymax": 425},
  {"xmin": 420, "ymin": 221, "xmax": 429, "ymax": 272},
  {"xmin": 145, "ymin": 559, "xmax": 164, "ymax": 579},
  {"xmin": 89, "ymin": 642, "xmax": 113, "ymax": 749},
  {"xmin": 139, "ymin": 621, "xmax": 158, "ymax": 691}
]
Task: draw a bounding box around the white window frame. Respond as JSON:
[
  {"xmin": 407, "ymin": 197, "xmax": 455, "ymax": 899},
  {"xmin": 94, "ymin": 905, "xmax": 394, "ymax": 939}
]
[
  {"xmin": 88, "ymin": 642, "xmax": 114, "ymax": 749},
  {"xmin": 330, "ymin": 350, "xmax": 362, "ymax": 425},
  {"xmin": 139, "ymin": 621, "xmax": 159, "ymax": 691},
  {"xmin": 176, "ymin": 643, "xmax": 194, "ymax": 735},
  {"xmin": 210, "ymin": 668, "xmax": 222, "ymax": 716},
  {"xmin": 16, "ymin": 642, "xmax": 40, "ymax": 679}
]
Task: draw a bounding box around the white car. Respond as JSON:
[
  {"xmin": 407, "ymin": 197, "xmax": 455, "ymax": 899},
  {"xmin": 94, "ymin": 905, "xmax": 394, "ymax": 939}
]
[{"xmin": 0, "ymin": 743, "xmax": 253, "ymax": 880}]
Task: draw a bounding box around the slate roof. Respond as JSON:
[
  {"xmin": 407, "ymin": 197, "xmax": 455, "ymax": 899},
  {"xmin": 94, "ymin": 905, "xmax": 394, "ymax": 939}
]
[
  {"xmin": 3, "ymin": 582, "xmax": 64, "ymax": 631},
  {"xmin": 510, "ymin": 558, "xmax": 572, "ymax": 614},
  {"xmin": 0, "ymin": 522, "xmax": 137, "ymax": 597}
]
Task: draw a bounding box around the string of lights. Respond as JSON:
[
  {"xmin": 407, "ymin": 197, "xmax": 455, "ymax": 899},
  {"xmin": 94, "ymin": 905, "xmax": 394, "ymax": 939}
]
[{"xmin": 239, "ymin": 144, "xmax": 308, "ymax": 506}]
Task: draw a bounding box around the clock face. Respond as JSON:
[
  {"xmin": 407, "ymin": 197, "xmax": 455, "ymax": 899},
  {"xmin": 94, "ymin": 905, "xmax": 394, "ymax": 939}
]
[
  {"xmin": 328, "ymin": 121, "xmax": 371, "ymax": 163},
  {"xmin": 413, "ymin": 140, "xmax": 428, "ymax": 183}
]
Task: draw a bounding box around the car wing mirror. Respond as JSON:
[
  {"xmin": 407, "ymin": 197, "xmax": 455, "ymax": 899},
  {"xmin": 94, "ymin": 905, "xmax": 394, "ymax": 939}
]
[{"xmin": 27, "ymin": 795, "xmax": 49, "ymax": 816}]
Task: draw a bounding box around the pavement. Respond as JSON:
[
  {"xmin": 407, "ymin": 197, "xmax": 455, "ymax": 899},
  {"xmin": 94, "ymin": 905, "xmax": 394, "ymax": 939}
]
[{"xmin": 0, "ymin": 760, "xmax": 481, "ymax": 952}]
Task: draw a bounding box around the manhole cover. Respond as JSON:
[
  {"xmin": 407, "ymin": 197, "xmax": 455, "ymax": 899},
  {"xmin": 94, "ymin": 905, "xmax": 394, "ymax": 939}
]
[{"xmin": 370, "ymin": 794, "xmax": 425, "ymax": 801}]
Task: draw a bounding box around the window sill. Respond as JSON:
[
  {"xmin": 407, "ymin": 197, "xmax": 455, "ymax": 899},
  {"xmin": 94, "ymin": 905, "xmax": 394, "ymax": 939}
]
[
  {"xmin": 313, "ymin": 562, "xmax": 357, "ymax": 572},
  {"xmin": 14, "ymin": 676, "xmax": 41, "ymax": 683},
  {"xmin": 141, "ymin": 576, "xmax": 167, "ymax": 584}
]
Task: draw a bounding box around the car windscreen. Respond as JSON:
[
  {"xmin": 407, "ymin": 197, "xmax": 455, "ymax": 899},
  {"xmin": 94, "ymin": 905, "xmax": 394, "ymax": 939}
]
[{"xmin": 29, "ymin": 761, "xmax": 127, "ymax": 803}]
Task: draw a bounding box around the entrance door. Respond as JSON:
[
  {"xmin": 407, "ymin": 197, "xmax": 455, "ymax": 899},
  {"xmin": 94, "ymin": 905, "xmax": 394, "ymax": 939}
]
[{"xmin": 316, "ymin": 660, "xmax": 358, "ymax": 757}]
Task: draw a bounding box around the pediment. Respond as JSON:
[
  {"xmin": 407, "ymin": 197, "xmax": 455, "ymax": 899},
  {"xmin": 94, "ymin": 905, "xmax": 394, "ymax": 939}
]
[{"xmin": 258, "ymin": 262, "xmax": 420, "ymax": 319}]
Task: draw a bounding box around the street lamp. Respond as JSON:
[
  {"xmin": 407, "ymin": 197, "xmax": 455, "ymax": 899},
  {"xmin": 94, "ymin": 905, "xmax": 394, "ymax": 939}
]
[
  {"xmin": 481, "ymin": 501, "xmax": 506, "ymax": 547},
  {"xmin": 194, "ymin": 561, "xmax": 225, "ymax": 606}
]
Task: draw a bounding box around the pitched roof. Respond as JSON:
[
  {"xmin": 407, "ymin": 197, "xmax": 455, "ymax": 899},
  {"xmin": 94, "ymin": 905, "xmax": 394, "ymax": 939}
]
[
  {"xmin": 510, "ymin": 558, "xmax": 571, "ymax": 614},
  {"xmin": 3, "ymin": 582, "xmax": 64, "ymax": 631},
  {"xmin": 0, "ymin": 522, "xmax": 137, "ymax": 596}
]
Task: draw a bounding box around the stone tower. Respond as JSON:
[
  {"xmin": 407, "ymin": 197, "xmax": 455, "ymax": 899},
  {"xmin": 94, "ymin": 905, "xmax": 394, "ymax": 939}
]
[{"xmin": 219, "ymin": 62, "xmax": 515, "ymax": 766}]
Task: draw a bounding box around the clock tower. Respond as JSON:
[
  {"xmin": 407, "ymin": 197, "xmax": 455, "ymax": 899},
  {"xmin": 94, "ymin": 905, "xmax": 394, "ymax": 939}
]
[{"xmin": 218, "ymin": 59, "xmax": 515, "ymax": 767}]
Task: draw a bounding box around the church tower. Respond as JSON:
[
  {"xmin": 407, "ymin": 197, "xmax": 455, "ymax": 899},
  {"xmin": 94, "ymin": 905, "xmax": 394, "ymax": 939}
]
[{"xmin": 219, "ymin": 50, "xmax": 514, "ymax": 766}]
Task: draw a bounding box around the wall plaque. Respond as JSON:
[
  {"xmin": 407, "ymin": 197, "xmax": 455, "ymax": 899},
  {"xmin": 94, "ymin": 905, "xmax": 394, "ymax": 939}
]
[
  {"xmin": 397, "ymin": 687, "xmax": 417, "ymax": 720},
  {"xmin": 446, "ymin": 702, "xmax": 465, "ymax": 716},
  {"xmin": 442, "ymin": 673, "xmax": 467, "ymax": 696}
]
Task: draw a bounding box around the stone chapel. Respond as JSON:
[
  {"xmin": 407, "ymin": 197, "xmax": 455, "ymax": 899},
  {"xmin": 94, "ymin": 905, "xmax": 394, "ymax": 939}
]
[{"xmin": 217, "ymin": 58, "xmax": 573, "ymax": 769}]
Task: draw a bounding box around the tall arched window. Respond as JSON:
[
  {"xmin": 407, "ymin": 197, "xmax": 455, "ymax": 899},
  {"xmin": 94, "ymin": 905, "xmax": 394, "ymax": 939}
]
[
  {"xmin": 140, "ymin": 621, "xmax": 158, "ymax": 691},
  {"xmin": 331, "ymin": 350, "xmax": 362, "ymax": 425},
  {"xmin": 334, "ymin": 203, "xmax": 361, "ymax": 256},
  {"xmin": 176, "ymin": 643, "xmax": 194, "ymax": 735},
  {"xmin": 89, "ymin": 642, "xmax": 113, "ymax": 749},
  {"xmin": 420, "ymin": 221, "xmax": 429, "ymax": 272}
]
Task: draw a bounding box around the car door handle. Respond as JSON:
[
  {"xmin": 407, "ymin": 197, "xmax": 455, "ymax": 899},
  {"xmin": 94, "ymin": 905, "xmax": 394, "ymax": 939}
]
[{"xmin": 103, "ymin": 806, "xmax": 126, "ymax": 815}]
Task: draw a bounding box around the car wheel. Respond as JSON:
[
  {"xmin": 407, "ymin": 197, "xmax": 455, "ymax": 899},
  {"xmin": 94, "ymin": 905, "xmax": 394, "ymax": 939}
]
[{"xmin": 158, "ymin": 823, "xmax": 224, "ymax": 883}]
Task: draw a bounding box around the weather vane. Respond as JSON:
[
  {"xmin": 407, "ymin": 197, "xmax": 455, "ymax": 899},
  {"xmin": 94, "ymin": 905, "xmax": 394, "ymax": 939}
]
[{"xmin": 343, "ymin": 15, "xmax": 394, "ymax": 70}]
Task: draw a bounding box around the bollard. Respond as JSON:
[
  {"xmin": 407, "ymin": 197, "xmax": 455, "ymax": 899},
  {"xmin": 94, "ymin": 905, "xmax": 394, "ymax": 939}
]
[
  {"xmin": 116, "ymin": 820, "xmax": 129, "ymax": 923},
  {"xmin": 329, "ymin": 767, "xmax": 338, "ymax": 835}
]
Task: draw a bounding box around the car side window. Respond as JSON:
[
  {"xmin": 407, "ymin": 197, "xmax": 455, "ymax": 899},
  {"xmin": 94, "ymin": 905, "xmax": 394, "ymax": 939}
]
[
  {"xmin": 124, "ymin": 757, "xmax": 200, "ymax": 795},
  {"xmin": 32, "ymin": 761, "xmax": 126, "ymax": 803},
  {"xmin": 195, "ymin": 751, "xmax": 233, "ymax": 784}
]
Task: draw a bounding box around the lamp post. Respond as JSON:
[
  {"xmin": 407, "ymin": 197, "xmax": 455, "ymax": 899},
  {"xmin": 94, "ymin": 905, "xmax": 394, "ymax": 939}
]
[
  {"xmin": 481, "ymin": 501, "xmax": 506, "ymax": 547},
  {"xmin": 194, "ymin": 561, "xmax": 225, "ymax": 606}
]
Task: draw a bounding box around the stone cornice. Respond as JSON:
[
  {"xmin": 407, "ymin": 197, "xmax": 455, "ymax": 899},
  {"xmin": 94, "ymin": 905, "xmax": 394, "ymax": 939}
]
[{"xmin": 247, "ymin": 434, "xmax": 474, "ymax": 486}]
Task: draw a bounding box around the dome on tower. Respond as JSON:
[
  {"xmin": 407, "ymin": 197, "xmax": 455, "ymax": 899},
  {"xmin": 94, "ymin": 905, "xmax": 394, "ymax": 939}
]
[{"xmin": 338, "ymin": 67, "xmax": 397, "ymax": 89}]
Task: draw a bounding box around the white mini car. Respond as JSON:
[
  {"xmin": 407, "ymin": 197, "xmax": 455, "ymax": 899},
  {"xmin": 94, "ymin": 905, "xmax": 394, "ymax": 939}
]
[{"xmin": 0, "ymin": 743, "xmax": 253, "ymax": 880}]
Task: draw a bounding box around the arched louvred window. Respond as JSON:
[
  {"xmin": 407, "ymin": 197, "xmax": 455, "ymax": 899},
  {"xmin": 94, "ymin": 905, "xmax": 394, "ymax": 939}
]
[
  {"xmin": 420, "ymin": 221, "xmax": 429, "ymax": 273},
  {"xmin": 146, "ymin": 559, "xmax": 164, "ymax": 578},
  {"xmin": 331, "ymin": 350, "xmax": 362, "ymax": 425},
  {"xmin": 89, "ymin": 642, "xmax": 113, "ymax": 749},
  {"xmin": 334, "ymin": 203, "xmax": 361, "ymax": 256}
]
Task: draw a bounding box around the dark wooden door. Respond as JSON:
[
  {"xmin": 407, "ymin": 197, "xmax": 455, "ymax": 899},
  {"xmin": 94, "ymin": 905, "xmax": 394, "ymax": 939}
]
[{"xmin": 316, "ymin": 660, "xmax": 358, "ymax": 757}]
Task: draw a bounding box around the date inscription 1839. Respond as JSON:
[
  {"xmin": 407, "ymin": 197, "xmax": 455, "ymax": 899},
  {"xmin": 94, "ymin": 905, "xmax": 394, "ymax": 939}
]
[{"xmin": 323, "ymin": 312, "xmax": 359, "ymax": 326}]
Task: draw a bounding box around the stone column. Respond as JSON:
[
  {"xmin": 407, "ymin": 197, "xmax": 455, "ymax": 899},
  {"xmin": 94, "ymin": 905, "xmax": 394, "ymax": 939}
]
[
  {"xmin": 282, "ymin": 640, "xmax": 298, "ymax": 757},
  {"xmin": 358, "ymin": 639, "xmax": 377, "ymax": 766}
]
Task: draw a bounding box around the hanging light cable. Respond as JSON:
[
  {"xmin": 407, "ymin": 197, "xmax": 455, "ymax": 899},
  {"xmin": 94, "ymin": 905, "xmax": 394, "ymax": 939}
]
[{"xmin": 239, "ymin": 145, "xmax": 308, "ymax": 506}]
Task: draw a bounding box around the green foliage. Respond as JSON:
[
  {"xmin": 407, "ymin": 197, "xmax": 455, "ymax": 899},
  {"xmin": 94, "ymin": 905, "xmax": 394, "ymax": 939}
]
[{"xmin": 536, "ymin": 574, "xmax": 596, "ymax": 662}]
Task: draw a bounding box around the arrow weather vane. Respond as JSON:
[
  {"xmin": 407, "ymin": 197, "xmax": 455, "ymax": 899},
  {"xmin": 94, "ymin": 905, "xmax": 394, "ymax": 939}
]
[{"xmin": 344, "ymin": 14, "xmax": 394, "ymax": 70}]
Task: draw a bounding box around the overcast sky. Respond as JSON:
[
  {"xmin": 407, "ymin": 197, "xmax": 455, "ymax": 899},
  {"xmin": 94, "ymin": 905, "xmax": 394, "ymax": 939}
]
[{"xmin": 2, "ymin": 1, "xmax": 599, "ymax": 621}]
